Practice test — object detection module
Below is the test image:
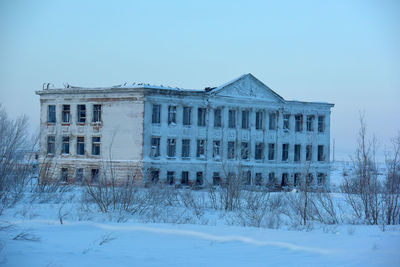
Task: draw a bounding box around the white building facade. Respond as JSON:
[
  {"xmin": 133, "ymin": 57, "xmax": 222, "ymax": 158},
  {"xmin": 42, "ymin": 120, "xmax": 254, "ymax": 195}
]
[{"xmin": 36, "ymin": 74, "xmax": 334, "ymax": 190}]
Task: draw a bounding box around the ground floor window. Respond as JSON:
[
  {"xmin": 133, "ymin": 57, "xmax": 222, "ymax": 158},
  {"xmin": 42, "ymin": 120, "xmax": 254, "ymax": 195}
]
[
  {"xmin": 75, "ymin": 168, "xmax": 84, "ymax": 183},
  {"xmin": 181, "ymin": 171, "xmax": 189, "ymax": 185},
  {"xmin": 61, "ymin": 168, "xmax": 68, "ymax": 182},
  {"xmin": 91, "ymin": 168, "xmax": 99, "ymax": 183},
  {"xmin": 213, "ymin": 172, "xmax": 221, "ymax": 186},
  {"xmin": 196, "ymin": 172, "xmax": 203, "ymax": 186},
  {"xmin": 281, "ymin": 173, "xmax": 288, "ymax": 187},
  {"xmin": 151, "ymin": 170, "xmax": 159, "ymax": 183},
  {"xmin": 167, "ymin": 171, "xmax": 175, "ymax": 185}
]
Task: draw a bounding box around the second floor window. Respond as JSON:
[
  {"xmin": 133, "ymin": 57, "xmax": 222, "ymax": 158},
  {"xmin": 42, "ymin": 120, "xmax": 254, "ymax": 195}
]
[
  {"xmin": 167, "ymin": 138, "xmax": 176, "ymax": 158},
  {"xmin": 255, "ymin": 143, "xmax": 264, "ymax": 160},
  {"xmin": 196, "ymin": 139, "xmax": 205, "ymax": 158},
  {"xmin": 268, "ymin": 143, "xmax": 275, "ymax": 160},
  {"xmin": 92, "ymin": 136, "xmax": 101, "ymax": 156},
  {"xmin": 198, "ymin": 108, "xmax": 206, "ymax": 126},
  {"xmin": 47, "ymin": 135, "xmax": 55, "ymax": 154},
  {"xmin": 228, "ymin": 109, "xmax": 236, "ymax": 128},
  {"xmin": 77, "ymin": 105, "xmax": 86, "ymax": 123},
  {"xmin": 168, "ymin": 106, "xmax": 176, "ymax": 125},
  {"xmin": 48, "ymin": 105, "xmax": 56, "ymax": 123},
  {"xmin": 255, "ymin": 111, "xmax": 263, "ymax": 130},
  {"xmin": 307, "ymin": 115, "xmax": 314, "ymax": 131},
  {"xmin": 151, "ymin": 137, "xmax": 160, "ymax": 158},
  {"xmin": 152, "ymin": 104, "xmax": 160, "ymax": 124},
  {"xmin": 282, "ymin": 143, "xmax": 289, "ymax": 161},
  {"xmin": 214, "ymin": 108, "xmax": 222, "ymax": 128},
  {"xmin": 62, "ymin": 136, "xmax": 69, "ymax": 154},
  {"xmin": 228, "ymin": 141, "xmax": 235, "ymax": 159},
  {"xmin": 213, "ymin": 140, "xmax": 220, "ymax": 160},
  {"xmin": 93, "ymin": 105, "xmax": 101, "ymax": 123},
  {"xmin": 294, "ymin": 144, "xmax": 301, "ymax": 162},
  {"xmin": 318, "ymin": 115, "xmax": 325, "ymax": 132},
  {"xmin": 62, "ymin": 105, "xmax": 70, "ymax": 123},
  {"xmin": 318, "ymin": 145, "xmax": 325, "ymax": 161},
  {"xmin": 77, "ymin": 137, "xmax": 85, "ymax": 155},
  {"xmin": 183, "ymin": 107, "xmax": 192, "ymax": 126},
  {"xmin": 269, "ymin": 112, "xmax": 276, "ymax": 130},
  {"xmin": 182, "ymin": 139, "xmax": 190, "ymax": 158},
  {"xmin": 241, "ymin": 110, "xmax": 249, "ymax": 129},
  {"xmin": 295, "ymin": 114, "xmax": 303, "ymax": 132},
  {"xmin": 241, "ymin": 142, "xmax": 249, "ymax": 160},
  {"xmin": 306, "ymin": 144, "xmax": 312, "ymax": 161},
  {"xmin": 283, "ymin": 114, "xmax": 290, "ymax": 131}
]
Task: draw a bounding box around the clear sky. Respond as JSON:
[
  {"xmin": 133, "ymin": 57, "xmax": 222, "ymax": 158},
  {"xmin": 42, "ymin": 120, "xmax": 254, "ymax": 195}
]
[{"xmin": 0, "ymin": 0, "xmax": 399, "ymax": 161}]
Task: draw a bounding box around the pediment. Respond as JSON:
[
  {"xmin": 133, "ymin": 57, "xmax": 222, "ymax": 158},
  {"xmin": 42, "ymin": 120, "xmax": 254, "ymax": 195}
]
[{"xmin": 211, "ymin": 74, "xmax": 284, "ymax": 103}]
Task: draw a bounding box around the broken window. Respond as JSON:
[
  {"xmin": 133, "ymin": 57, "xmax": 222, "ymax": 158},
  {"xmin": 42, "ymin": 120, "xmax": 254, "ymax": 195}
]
[
  {"xmin": 241, "ymin": 110, "xmax": 249, "ymax": 129},
  {"xmin": 183, "ymin": 107, "xmax": 192, "ymax": 126},
  {"xmin": 317, "ymin": 173, "xmax": 326, "ymax": 186},
  {"xmin": 282, "ymin": 143, "xmax": 289, "ymax": 161},
  {"xmin": 151, "ymin": 170, "xmax": 159, "ymax": 183},
  {"xmin": 255, "ymin": 142, "xmax": 264, "ymax": 160},
  {"xmin": 213, "ymin": 172, "xmax": 221, "ymax": 186},
  {"xmin": 92, "ymin": 136, "xmax": 101, "ymax": 156},
  {"xmin": 306, "ymin": 144, "xmax": 312, "ymax": 161},
  {"xmin": 283, "ymin": 114, "xmax": 290, "ymax": 131},
  {"xmin": 255, "ymin": 173, "xmax": 263, "ymax": 186},
  {"xmin": 93, "ymin": 105, "xmax": 101, "ymax": 123},
  {"xmin": 196, "ymin": 139, "xmax": 205, "ymax": 158},
  {"xmin": 306, "ymin": 115, "xmax": 314, "ymax": 132},
  {"xmin": 196, "ymin": 171, "xmax": 203, "ymax": 186},
  {"xmin": 241, "ymin": 142, "xmax": 249, "ymax": 160},
  {"xmin": 75, "ymin": 168, "xmax": 84, "ymax": 183},
  {"xmin": 77, "ymin": 136, "xmax": 85, "ymax": 155},
  {"xmin": 167, "ymin": 138, "xmax": 176, "ymax": 158},
  {"xmin": 213, "ymin": 140, "xmax": 221, "ymax": 160},
  {"xmin": 91, "ymin": 168, "xmax": 99, "ymax": 183},
  {"xmin": 228, "ymin": 141, "xmax": 235, "ymax": 159},
  {"xmin": 152, "ymin": 104, "xmax": 161, "ymax": 124},
  {"xmin": 167, "ymin": 171, "xmax": 175, "ymax": 185},
  {"xmin": 268, "ymin": 143, "xmax": 275, "ymax": 160},
  {"xmin": 181, "ymin": 171, "xmax": 189, "ymax": 185},
  {"xmin": 197, "ymin": 107, "xmax": 206, "ymax": 126},
  {"xmin": 294, "ymin": 144, "xmax": 301, "ymax": 162},
  {"xmin": 47, "ymin": 135, "xmax": 55, "ymax": 154},
  {"xmin": 150, "ymin": 137, "xmax": 160, "ymax": 158},
  {"xmin": 255, "ymin": 110, "xmax": 263, "ymax": 130},
  {"xmin": 168, "ymin": 106, "xmax": 177, "ymax": 125},
  {"xmin": 281, "ymin": 173, "xmax": 288, "ymax": 187},
  {"xmin": 182, "ymin": 139, "xmax": 190, "ymax": 158},
  {"xmin": 77, "ymin": 104, "xmax": 86, "ymax": 123},
  {"xmin": 62, "ymin": 136, "xmax": 69, "ymax": 154},
  {"xmin": 269, "ymin": 112, "xmax": 277, "ymax": 130},
  {"xmin": 318, "ymin": 115, "xmax": 325, "ymax": 133},
  {"xmin": 295, "ymin": 114, "xmax": 303, "ymax": 132},
  {"xmin": 228, "ymin": 109, "xmax": 236, "ymax": 128},
  {"xmin": 48, "ymin": 105, "xmax": 56, "ymax": 123},
  {"xmin": 61, "ymin": 168, "xmax": 68, "ymax": 182},
  {"xmin": 214, "ymin": 108, "xmax": 222, "ymax": 128},
  {"xmin": 318, "ymin": 145, "xmax": 325, "ymax": 161},
  {"xmin": 62, "ymin": 105, "xmax": 70, "ymax": 124}
]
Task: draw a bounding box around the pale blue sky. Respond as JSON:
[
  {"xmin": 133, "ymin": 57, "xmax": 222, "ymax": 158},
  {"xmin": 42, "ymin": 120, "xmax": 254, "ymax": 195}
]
[{"xmin": 1, "ymin": 0, "xmax": 399, "ymax": 160}]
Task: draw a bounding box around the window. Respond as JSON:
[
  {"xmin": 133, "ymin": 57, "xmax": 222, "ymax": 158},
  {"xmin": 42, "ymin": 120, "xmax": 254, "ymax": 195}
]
[
  {"xmin": 295, "ymin": 114, "xmax": 303, "ymax": 132},
  {"xmin": 255, "ymin": 143, "xmax": 264, "ymax": 160},
  {"xmin": 196, "ymin": 139, "xmax": 205, "ymax": 158},
  {"xmin": 91, "ymin": 168, "xmax": 99, "ymax": 183},
  {"xmin": 47, "ymin": 135, "xmax": 55, "ymax": 154},
  {"xmin": 93, "ymin": 105, "xmax": 102, "ymax": 123},
  {"xmin": 228, "ymin": 141, "xmax": 235, "ymax": 159},
  {"xmin": 294, "ymin": 173, "xmax": 301, "ymax": 187},
  {"xmin": 318, "ymin": 145, "xmax": 325, "ymax": 161},
  {"xmin": 255, "ymin": 173, "xmax": 263, "ymax": 186},
  {"xmin": 318, "ymin": 116, "xmax": 325, "ymax": 133},
  {"xmin": 61, "ymin": 168, "xmax": 68, "ymax": 182},
  {"xmin": 283, "ymin": 114, "xmax": 290, "ymax": 131},
  {"xmin": 168, "ymin": 106, "xmax": 177, "ymax": 125},
  {"xmin": 167, "ymin": 171, "xmax": 175, "ymax": 185},
  {"xmin": 181, "ymin": 171, "xmax": 189, "ymax": 185},
  {"xmin": 183, "ymin": 107, "xmax": 192, "ymax": 126},
  {"xmin": 152, "ymin": 104, "xmax": 161, "ymax": 124},
  {"xmin": 48, "ymin": 105, "xmax": 56, "ymax": 123},
  {"xmin": 151, "ymin": 170, "xmax": 159, "ymax": 183},
  {"xmin": 269, "ymin": 112, "xmax": 276, "ymax": 130},
  {"xmin": 213, "ymin": 140, "xmax": 220, "ymax": 160},
  {"xmin": 92, "ymin": 136, "xmax": 101, "ymax": 156},
  {"xmin": 294, "ymin": 144, "xmax": 301, "ymax": 162},
  {"xmin": 241, "ymin": 142, "xmax": 249, "ymax": 160},
  {"xmin": 214, "ymin": 108, "xmax": 222, "ymax": 128},
  {"xmin": 268, "ymin": 172, "xmax": 276, "ymax": 186},
  {"xmin": 317, "ymin": 173, "xmax": 326, "ymax": 186},
  {"xmin": 77, "ymin": 105, "xmax": 86, "ymax": 123},
  {"xmin": 197, "ymin": 107, "xmax": 206, "ymax": 126},
  {"xmin": 76, "ymin": 168, "xmax": 84, "ymax": 183},
  {"xmin": 255, "ymin": 111, "xmax": 263, "ymax": 130},
  {"xmin": 213, "ymin": 172, "xmax": 221, "ymax": 186},
  {"xmin": 62, "ymin": 136, "xmax": 69, "ymax": 154},
  {"xmin": 241, "ymin": 110, "xmax": 249, "ymax": 129},
  {"xmin": 306, "ymin": 115, "xmax": 314, "ymax": 131},
  {"xmin": 196, "ymin": 172, "xmax": 203, "ymax": 186},
  {"xmin": 182, "ymin": 139, "xmax": 190, "ymax": 158},
  {"xmin": 242, "ymin": 170, "xmax": 251, "ymax": 185},
  {"xmin": 281, "ymin": 173, "xmax": 288, "ymax": 187},
  {"xmin": 62, "ymin": 105, "xmax": 70, "ymax": 123},
  {"xmin": 151, "ymin": 137, "xmax": 160, "ymax": 158},
  {"xmin": 167, "ymin": 138, "xmax": 176, "ymax": 158},
  {"xmin": 306, "ymin": 145, "xmax": 312, "ymax": 161},
  {"xmin": 307, "ymin": 173, "xmax": 313, "ymax": 186},
  {"xmin": 282, "ymin": 143, "xmax": 289, "ymax": 161},
  {"xmin": 228, "ymin": 109, "xmax": 236, "ymax": 128},
  {"xmin": 268, "ymin": 143, "xmax": 275, "ymax": 160},
  {"xmin": 77, "ymin": 137, "xmax": 85, "ymax": 155}
]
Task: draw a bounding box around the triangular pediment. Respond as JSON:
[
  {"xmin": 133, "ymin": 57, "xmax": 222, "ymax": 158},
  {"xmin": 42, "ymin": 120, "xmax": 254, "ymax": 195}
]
[{"xmin": 211, "ymin": 74, "xmax": 284, "ymax": 102}]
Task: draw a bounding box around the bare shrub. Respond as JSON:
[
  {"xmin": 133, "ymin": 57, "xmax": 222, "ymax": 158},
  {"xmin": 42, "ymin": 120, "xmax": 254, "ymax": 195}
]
[{"xmin": 12, "ymin": 231, "xmax": 41, "ymax": 242}]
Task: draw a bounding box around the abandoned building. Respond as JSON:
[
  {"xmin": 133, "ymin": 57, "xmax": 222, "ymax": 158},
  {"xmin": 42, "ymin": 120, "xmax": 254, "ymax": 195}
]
[{"xmin": 36, "ymin": 74, "xmax": 334, "ymax": 190}]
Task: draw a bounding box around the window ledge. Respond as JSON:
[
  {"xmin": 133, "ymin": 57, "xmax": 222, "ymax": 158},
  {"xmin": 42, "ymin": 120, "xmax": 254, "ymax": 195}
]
[
  {"xmin": 61, "ymin": 123, "xmax": 70, "ymax": 126},
  {"xmin": 167, "ymin": 157, "xmax": 176, "ymax": 160},
  {"xmin": 91, "ymin": 122, "xmax": 102, "ymax": 126}
]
